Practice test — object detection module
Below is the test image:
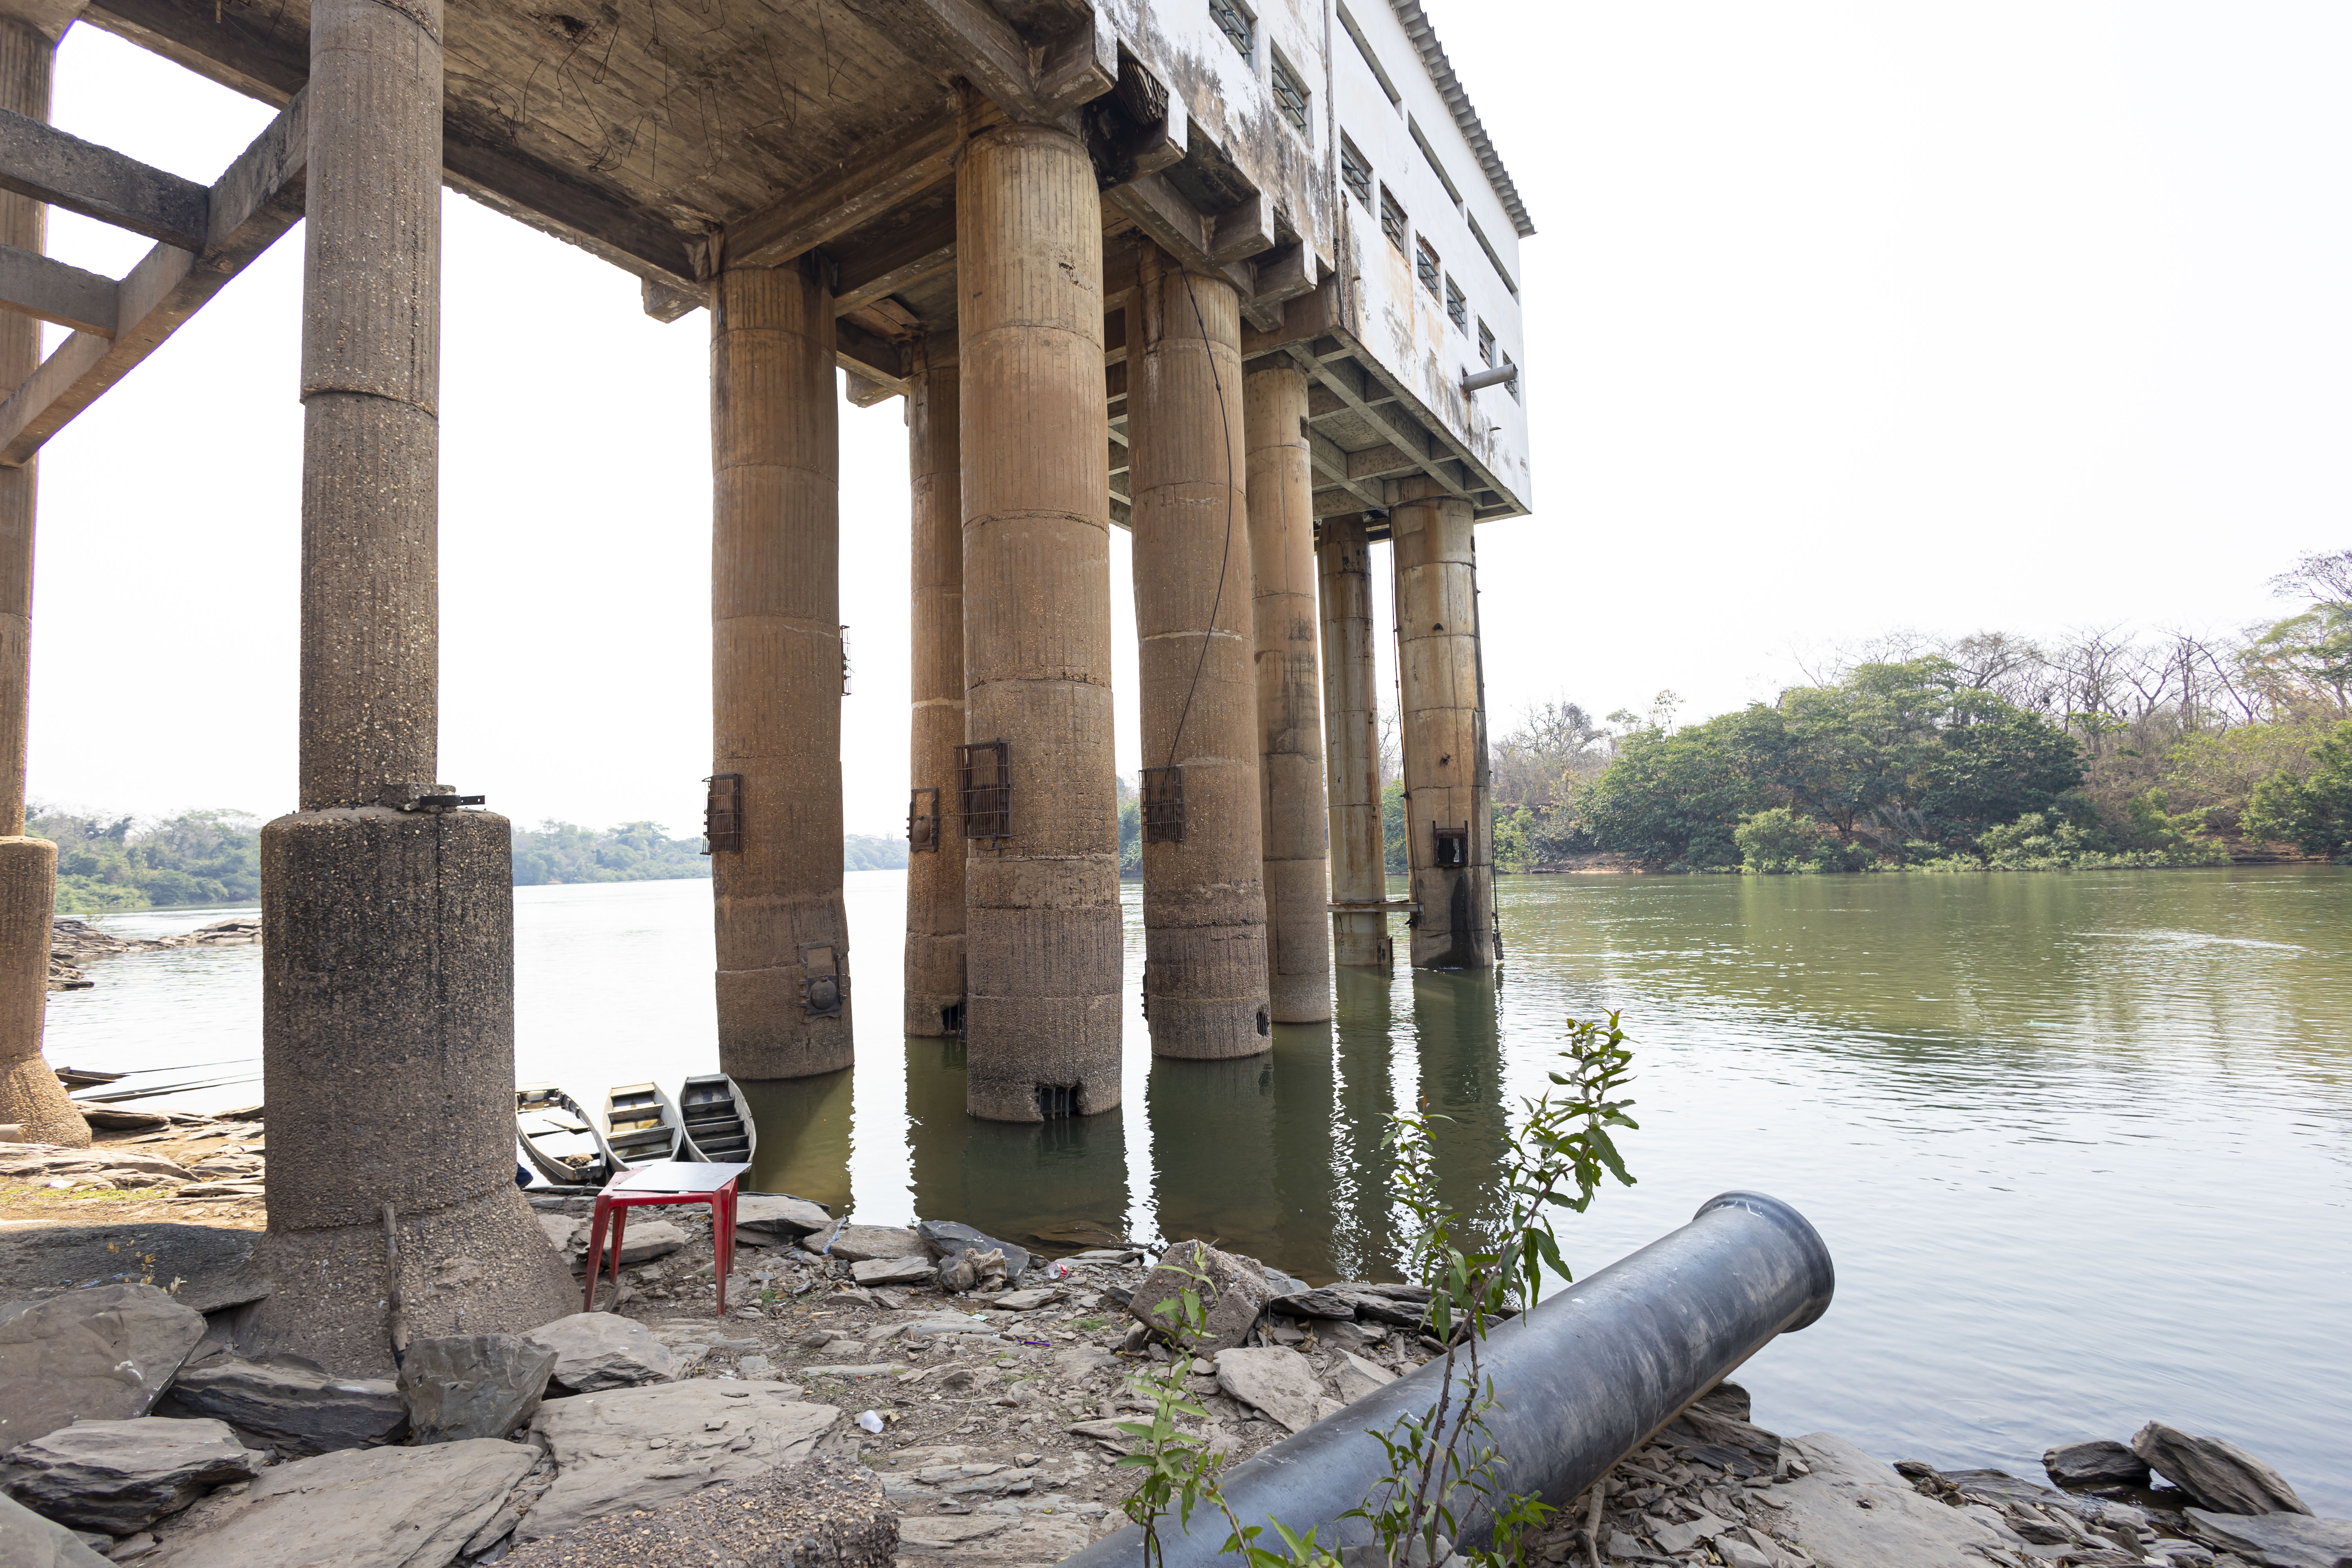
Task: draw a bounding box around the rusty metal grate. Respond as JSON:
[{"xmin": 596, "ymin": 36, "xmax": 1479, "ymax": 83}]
[
  {"xmin": 958, "ymin": 741, "xmax": 1010, "ymax": 843},
  {"xmin": 799, "ymin": 942, "xmax": 845, "ymax": 1018},
  {"xmin": 1431, "ymin": 820, "xmax": 1469, "ymax": 869},
  {"xmin": 703, "ymin": 773, "xmax": 743, "ymax": 854},
  {"xmin": 907, "ymin": 786, "xmax": 941, "ymax": 853},
  {"xmin": 1142, "ymin": 766, "xmax": 1186, "ymax": 844}
]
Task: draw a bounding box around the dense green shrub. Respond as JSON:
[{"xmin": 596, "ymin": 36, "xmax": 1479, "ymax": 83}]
[{"xmin": 2241, "ymin": 720, "xmax": 2352, "ymax": 858}]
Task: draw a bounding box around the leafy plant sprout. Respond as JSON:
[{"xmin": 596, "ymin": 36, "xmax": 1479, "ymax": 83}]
[{"xmin": 1114, "ymin": 1014, "xmax": 1639, "ymax": 1568}]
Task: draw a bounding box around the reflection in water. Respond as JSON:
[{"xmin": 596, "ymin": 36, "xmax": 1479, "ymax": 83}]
[
  {"xmin": 1410, "ymin": 969, "xmax": 1510, "ymax": 1236},
  {"xmin": 905, "ymin": 1037, "xmax": 1132, "ymax": 1250},
  {"xmin": 741, "ymin": 1071, "xmax": 855, "ymax": 1213},
  {"xmin": 1149, "ymin": 1052, "xmax": 1277, "ymax": 1255},
  {"xmin": 1328, "ymin": 968, "xmax": 1401, "ymax": 1279}
]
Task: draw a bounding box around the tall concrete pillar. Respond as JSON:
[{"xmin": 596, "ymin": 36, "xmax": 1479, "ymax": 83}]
[
  {"xmin": 904, "ymin": 350, "xmax": 964, "ymax": 1036},
  {"xmin": 1243, "ymin": 362, "xmax": 1329, "ymax": 1022},
  {"xmin": 711, "ymin": 259, "xmax": 853, "ymax": 1079},
  {"xmin": 1128, "ymin": 246, "xmax": 1270, "ymax": 1059},
  {"xmin": 1318, "ymin": 512, "xmax": 1388, "ymax": 968},
  {"xmin": 249, "ymin": 0, "xmax": 572, "ymax": 1373},
  {"xmin": 1392, "ymin": 478, "xmax": 1494, "ymax": 969},
  {"xmin": 0, "ymin": 13, "xmax": 80, "ymax": 1149},
  {"xmin": 957, "ymin": 123, "xmax": 1122, "ymax": 1120}
]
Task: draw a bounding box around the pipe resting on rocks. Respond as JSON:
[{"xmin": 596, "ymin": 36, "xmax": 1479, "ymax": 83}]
[{"xmin": 1062, "ymin": 1191, "xmax": 1834, "ymax": 1568}]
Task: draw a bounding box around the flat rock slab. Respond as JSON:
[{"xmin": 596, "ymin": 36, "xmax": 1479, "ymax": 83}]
[
  {"xmin": 1771, "ymin": 1434, "xmax": 2022, "ymax": 1568},
  {"xmin": 898, "ymin": 1514, "xmax": 1093, "ymax": 1562},
  {"xmin": 1331, "ymin": 1349, "xmax": 1394, "ymax": 1406},
  {"xmin": 2185, "ymin": 1508, "xmax": 2352, "ymax": 1568},
  {"xmin": 0, "ymin": 1416, "xmax": 265, "ymax": 1534},
  {"xmin": 734, "ymin": 1194, "xmax": 832, "ymax": 1241},
  {"xmin": 1269, "ymin": 1288, "xmax": 1357, "ymax": 1321},
  {"xmin": 501, "ymin": 1455, "xmax": 893, "ymax": 1568},
  {"xmin": 535, "ymin": 1215, "xmax": 583, "ymax": 1257},
  {"xmin": 850, "ymin": 1256, "xmax": 936, "ymax": 1287},
  {"xmin": 522, "ymin": 1312, "xmax": 674, "ymax": 1394},
  {"xmin": 398, "ymin": 1334, "xmax": 557, "ymax": 1443},
  {"xmin": 521, "ymin": 1380, "xmax": 839, "ymax": 1541},
  {"xmin": 1131, "ymin": 1242, "xmax": 1270, "ymax": 1352},
  {"xmin": 156, "ymin": 1357, "xmax": 406, "ymax": 1457},
  {"xmin": 2043, "ymin": 1439, "xmax": 2150, "ymax": 1491},
  {"xmin": 988, "ymin": 1288, "xmax": 1061, "ymax": 1312},
  {"xmin": 804, "ymin": 1225, "xmax": 926, "ymax": 1263},
  {"xmin": 0, "ymin": 1144, "xmax": 192, "ymax": 1188},
  {"xmin": 141, "ymin": 1437, "xmax": 534, "ymax": 1568},
  {"xmin": 0, "ymin": 1283, "xmax": 206, "ymax": 1446},
  {"xmin": 0, "ymin": 1223, "xmax": 257, "ymax": 1314},
  {"xmin": 0, "ymin": 1491, "xmax": 112, "ymax": 1567},
  {"xmin": 607, "ymin": 1220, "xmax": 686, "ymax": 1266},
  {"xmin": 1213, "ymin": 1347, "xmax": 1323, "ymax": 1434},
  {"xmin": 2134, "ymin": 1423, "xmax": 2311, "ymax": 1515}
]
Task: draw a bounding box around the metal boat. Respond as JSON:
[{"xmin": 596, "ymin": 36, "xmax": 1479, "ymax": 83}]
[
  {"xmin": 677, "ymin": 1073, "xmax": 756, "ymax": 1164},
  {"xmin": 602, "ymin": 1081, "xmax": 684, "ymax": 1168},
  {"xmin": 516, "ymin": 1082, "xmax": 622, "ymax": 1187}
]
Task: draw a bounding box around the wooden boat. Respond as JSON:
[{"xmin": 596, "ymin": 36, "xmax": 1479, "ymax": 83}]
[
  {"xmin": 677, "ymin": 1073, "xmax": 756, "ymax": 1165},
  {"xmin": 515, "ymin": 1083, "xmax": 621, "ymax": 1187},
  {"xmin": 602, "ymin": 1081, "xmax": 684, "ymax": 1168}
]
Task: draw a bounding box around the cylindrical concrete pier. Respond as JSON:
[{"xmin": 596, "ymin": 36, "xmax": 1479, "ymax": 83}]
[
  {"xmin": 956, "ymin": 123, "xmax": 1122, "ymax": 1120},
  {"xmin": 1128, "ymin": 249, "xmax": 1270, "ymax": 1060},
  {"xmin": 250, "ymin": 0, "xmax": 571, "ymax": 1372},
  {"xmin": 0, "ymin": 16, "xmax": 79, "ymax": 1149},
  {"xmin": 1243, "ymin": 362, "xmax": 1329, "ymax": 1023},
  {"xmin": 1318, "ymin": 512, "xmax": 1387, "ymax": 969},
  {"xmin": 711, "ymin": 259, "xmax": 853, "ymax": 1079},
  {"xmin": 904, "ymin": 349, "xmax": 965, "ymax": 1036},
  {"xmin": 1392, "ymin": 478, "xmax": 1494, "ymax": 969}
]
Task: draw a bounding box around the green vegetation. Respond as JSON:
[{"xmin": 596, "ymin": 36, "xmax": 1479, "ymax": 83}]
[
  {"xmin": 1489, "ymin": 548, "xmax": 2352, "ymax": 873},
  {"xmin": 511, "ymin": 821, "xmax": 710, "ymax": 884}
]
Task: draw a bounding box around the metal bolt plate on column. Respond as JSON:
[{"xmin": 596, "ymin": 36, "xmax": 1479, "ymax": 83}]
[
  {"xmin": 1141, "ymin": 765, "xmax": 1186, "ymax": 844},
  {"xmin": 703, "ymin": 774, "xmax": 743, "ymax": 854}
]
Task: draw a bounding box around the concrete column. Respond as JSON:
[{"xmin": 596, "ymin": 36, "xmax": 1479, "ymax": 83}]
[
  {"xmin": 904, "ymin": 350, "xmax": 964, "ymax": 1036},
  {"xmin": 710, "ymin": 259, "xmax": 853, "ymax": 1079},
  {"xmin": 249, "ymin": 0, "xmax": 572, "ymax": 1374},
  {"xmin": 957, "ymin": 123, "xmax": 1122, "ymax": 1120},
  {"xmin": 1318, "ymin": 512, "xmax": 1388, "ymax": 968},
  {"xmin": 1243, "ymin": 362, "xmax": 1329, "ymax": 1022},
  {"xmin": 1128, "ymin": 246, "xmax": 1270, "ymax": 1059},
  {"xmin": 1392, "ymin": 478, "xmax": 1494, "ymax": 969},
  {"xmin": 0, "ymin": 15, "xmax": 79, "ymax": 1148}
]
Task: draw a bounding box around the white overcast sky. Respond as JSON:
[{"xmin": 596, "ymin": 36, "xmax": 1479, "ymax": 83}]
[{"xmin": 24, "ymin": 2, "xmax": 2350, "ymax": 838}]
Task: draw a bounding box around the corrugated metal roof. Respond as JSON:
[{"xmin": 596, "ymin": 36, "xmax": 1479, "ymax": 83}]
[{"xmin": 1387, "ymin": 0, "xmax": 1535, "ymax": 239}]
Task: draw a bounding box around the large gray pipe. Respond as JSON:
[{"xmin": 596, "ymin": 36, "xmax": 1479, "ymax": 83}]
[{"xmin": 1064, "ymin": 1191, "xmax": 1834, "ymax": 1568}]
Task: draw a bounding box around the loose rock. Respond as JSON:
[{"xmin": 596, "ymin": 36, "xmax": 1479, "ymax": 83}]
[
  {"xmin": 397, "ymin": 1334, "xmax": 557, "ymax": 1443},
  {"xmin": 500, "ymin": 1455, "xmax": 895, "ymax": 1568},
  {"xmin": 803, "ymin": 1226, "xmax": 925, "ymax": 1264},
  {"xmin": 0, "ymin": 1145, "xmax": 193, "ymax": 1189},
  {"xmin": 2182, "ymin": 1508, "xmax": 2352, "ymax": 1568},
  {"xmin": 523, "ymin": 1312, "xmax": 675, "ymax": 1394},
  {"xmin": 0, "ymin": 1284, "xmax": 207, "ymax": 1446},
  {"xmin": 916, "ymin": 1222, "xmax": 1031, "ymax": 1281},
  {"xmin": 154, "ymin": 1359, "xmax": 406, "ymax": 1457},
  {"xmin": 521, "ymin": 1380, "xmax": 838, "ymax": 1540},
  {"xmin": 0, "ymin": 1417, "xmax": 265, "ymax": 1535},
  {"xmin": 1127, "ymin": 1243, "xmax": 1270, "ymax": 1353},
  {"xmin": 2133, "ymin": 1422, "xmax": 2311, "ymax": 1516},
  {"xmin": 1211, "ymin": 1348, "xmax": 1324, "ymax": 1435},
  {"xmin": 850, "ymin": 1256, "xmax": 936, "ymax": 1288},
  {"xmin": 1330, "ymin": 1350, "xmax": 1394, "ymax": 1406},
  {"xmin": 2045, "ymin": 1439, "xmax": 2152, "ymax": 1493},
  {"xmin": 733, "ymin": 1194, "xmax": 833, "ymax": 1245}
]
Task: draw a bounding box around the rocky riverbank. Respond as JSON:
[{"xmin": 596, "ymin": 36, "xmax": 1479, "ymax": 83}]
[
  {"xmin": 0, "ymin": 1170, "xmax": 2343, "ymax": 1568},
  {"xmin": 45, "ymin": 918, "xmax": 261, "ymax": 992}
]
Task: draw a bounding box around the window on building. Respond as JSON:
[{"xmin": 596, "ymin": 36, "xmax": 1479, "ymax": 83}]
[
  {"xmin": 1210, "ymin": 0, "xmax": 1254, "ymax": 62},
  {"xmin": 1340, "ymin": 136, "xmax": 1372, "ymax": 209},
  {"xmin": 1445, "ymin": 275, "xmax": 1466, "ymax": 331},
  {"xmin": 1503, "ymin": 352, "xmax": 1519, "ymax": 399},
  {"xmin": 1379, "ymin": 186, "xmax": 1406, "ymax": 251},
  {"xmin": 1270, "ymin": 50, "xmax": 1310, "ymax": 137},
  {"xmin": 1477, "ymin": 319, "xmax": 1495, "ymax": 367},
  {"xmin": 1415, "ymin": 238, "xmax": 1440, "ymax": 298}
]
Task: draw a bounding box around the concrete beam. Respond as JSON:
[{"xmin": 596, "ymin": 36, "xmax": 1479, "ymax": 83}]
[
  {"xmin": 726, "ymin": 112, "xmax": 961, "ymax": 272},
  {"xmin": 0, "ymin": 242, "xmax": 114, "ymax": 335},
  {"xmin": 0, "ymin": 104, "xmax": 205, "ymax": 248},
  {"xmin": 830, "ymin": 203, "xmax": 958, "ymax": 315},
  {"xmin": 0, "ymin": 89, "xmax": 304, "ymax": 466},
  {"xmin": 883, "ymin": 0, "xmax": 1114, "ymax": 125}
]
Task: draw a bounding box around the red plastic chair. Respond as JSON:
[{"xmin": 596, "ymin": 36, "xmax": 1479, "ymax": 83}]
[{"xmin": 581, "ymin": 1159, "xmax": 751, "ymax": 1316}]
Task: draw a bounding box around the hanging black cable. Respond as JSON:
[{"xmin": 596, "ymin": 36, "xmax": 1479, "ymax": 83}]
[{"xmin": 1163, "ymin": 270, "xmax": 1236, "ymax": 771}]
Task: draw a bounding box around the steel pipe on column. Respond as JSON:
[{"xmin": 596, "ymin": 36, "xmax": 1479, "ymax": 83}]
[
  {"xmin": 1392, "ymin": 477, "xmax": 1494, "ymax": 969},
  {"xmin": 904, "ymin": 350, "xmax": 965, "ymax": 1037},
  {"xmin": 1318, "ymin": 512, "xmax": 1387, "ymax": 968}
]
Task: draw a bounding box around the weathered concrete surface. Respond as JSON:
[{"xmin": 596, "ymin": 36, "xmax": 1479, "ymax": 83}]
[
  {"xmin": 0, "ymin": 1283, "xmax": 205, "ymax": 1446},
  {"xmin": 142, "ymin": 1436, "xmax": 534, "ymax": 1568},
  {"xmin": 0, "ymin": 1416, "xmax": 265, "ymax": 1533},
  {"xmin": 956, "ymin": 122, "xmax": 1122, "ymax": 1122},
  {"xmin": 520, "ymin": 1380, "xmax": 838, "ymax": 1540},
  {"xmin": 1390, "ymin": 477, "xmax": 1494, "ymax": 971},
  {"xmin": 904, "ymin": 352, "xmax": 966, "ymax": 1038},
  {"xmin": 1316, "ymin": 512, "xmax": 1387, "ymax": 969},
  {"xmin": 711, "ymin": 257, "xmax": 854, "ymax": 1081},
  {"xmin": 1242, "ymin": 361, "xmax": 1329, "ymax": 1023},
  {"xmin": 1128, "ymin": 250, "xmax": 1270, "ymax": 1061},
  {"xmin": 249, "ymin": 809, "xmax": 575, "ymax": 1374},
  {"xmin": 155, "ymin": 1357, "xmax": 407, "ymax": 1456}
]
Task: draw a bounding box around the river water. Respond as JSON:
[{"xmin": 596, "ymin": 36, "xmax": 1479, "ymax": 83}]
[{"xmin": 46, "ymin": 866, "xmax": 2352, "ymax": 1511}]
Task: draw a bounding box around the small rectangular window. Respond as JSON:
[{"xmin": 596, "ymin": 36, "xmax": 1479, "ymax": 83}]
[
  {"xmin": 1210, "ymin": 0, "xmax": 1253, "ymax": 62},
  {"xmin": 1340, "ymin": 137, "xmax": 1372, "ymax": 209},
  {"xmin": 1379, "ymin": 186, "xmax": 1406, "ymax": 251},
  {"xmin": 1270, "ymin": 51, "xmax": 1310, "ymax": 138},
  {"xmin": 1502, "ymin": 352, "xmax": 1518, "ymax": 400},
  {"xmin": 1445, "ymin": 275, "xmax": 1466, "ymax": 331},
  {"xmin": 1477, "ymin": 319, "xmax": 1495, "ymax": 368},
  {"xmin": 1415, "ymin": 238, "xmax": 1440, "ymax": 298}
]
